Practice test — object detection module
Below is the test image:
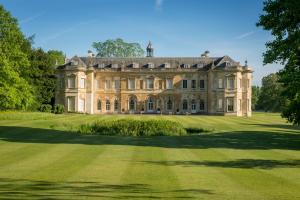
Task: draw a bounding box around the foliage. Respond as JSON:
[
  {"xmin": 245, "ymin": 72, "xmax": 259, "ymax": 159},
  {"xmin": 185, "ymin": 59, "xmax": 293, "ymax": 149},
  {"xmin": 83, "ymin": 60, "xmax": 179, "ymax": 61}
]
[
  {"xmin": 40, "ymin": 104, "xmax": 52, "ymax": 113},
  {"xmin": 0, "ymin": 5, "xmax": 34, "ymax": 110},
  {"xmin": 256, "ymin": 73, "xmax": 287, "ymax": 112},
  {"xmin": 53, "ymin": 104, "xmax": 64, "ymax": 114},
  {"xmin": 92, "ymin": 38, "xmax": 144, "ymax": 57},
  {"xmin": 251, "ymin": 86, "xmax": 260, "ymax": 110},
  {"xmin": 257, "ymin": 0, "xmax": 300, "ymax": 125},
  {"xmin": 78, "ymin": 119, "xmax": 187, "ymax": 136}
]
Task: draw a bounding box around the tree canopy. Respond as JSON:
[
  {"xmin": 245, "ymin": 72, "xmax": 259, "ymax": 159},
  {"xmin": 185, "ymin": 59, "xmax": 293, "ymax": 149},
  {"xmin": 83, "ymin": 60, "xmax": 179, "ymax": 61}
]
[
  {"xmin": 92, "ymin": 38, "xmax": 144, "ymax": 57},
  {"xmin": 257, "ymin": 0, "xmax": 300, "ymax": 125},
  {"xmin": 0, "ymin": 5, "xmax": 34, "ymax": 110}
]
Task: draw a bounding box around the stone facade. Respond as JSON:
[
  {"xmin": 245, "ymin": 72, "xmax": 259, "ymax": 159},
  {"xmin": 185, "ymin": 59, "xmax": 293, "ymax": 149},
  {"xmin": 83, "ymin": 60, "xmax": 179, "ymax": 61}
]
[{"xmin": 56, "ymin": 46, "xmax": 253, "ymax": 116}]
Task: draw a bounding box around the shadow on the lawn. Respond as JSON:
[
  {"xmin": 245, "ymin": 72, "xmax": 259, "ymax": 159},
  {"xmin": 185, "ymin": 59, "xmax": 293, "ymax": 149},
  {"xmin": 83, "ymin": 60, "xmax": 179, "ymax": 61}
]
[
  {"xmin": 0, "ymin": 126, "xmax": 299, "ymax": 150},
  {"xmin": 139, "ymin": 159, "xmax": 300, "ymax": 169},
  {"xmin": 0, "ymin": 178, "xmax": 214, "ymax": 199}
]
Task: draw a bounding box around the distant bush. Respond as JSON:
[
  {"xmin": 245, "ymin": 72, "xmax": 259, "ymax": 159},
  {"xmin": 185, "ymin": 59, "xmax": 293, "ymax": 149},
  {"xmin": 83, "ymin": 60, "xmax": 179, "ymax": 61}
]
[
  {"xmin": 185, "ymin": 127, "xmax": 209, "ymax": 134},
  {"xmin": 78, "ymin": 119, "xmax": 187, "ymax": 136},
  {"xmin": 53, "ymin": 104, "xmax": 64, "ymax": 114},
  {"xmin": 39, "ymin": 104, "xmax": 52, "ymax": 113}
]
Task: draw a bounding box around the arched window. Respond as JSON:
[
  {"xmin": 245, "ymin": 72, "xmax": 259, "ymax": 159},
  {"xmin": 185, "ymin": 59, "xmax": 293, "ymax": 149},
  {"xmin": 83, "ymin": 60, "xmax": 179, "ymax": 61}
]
[
  {"xmin": 97, "ymin": 99, "xmax": 101, "ymax": 110},
  {"xmin": 106, "ymin": 100, "xmax": 110, "ymax": 111},
  {"xmin": 167, "ymin": 98, "xmax": 172, "ymax": 110},
  {"xmin": 182, "ymin": 99, "xmax": 188, "ymax": 110},
  {"xmin": 148, "ymin": 97, "xmax": 154, "ymax": 111},
  {"xmin": 191, "ymin": 99, "xmax": 196, "ymax": 111},
  {"xmin": 129, "ymin": 98, "xmax": 135, "ymax": 111},
  {"xmin": 114, "ymin": 99, "xmax": 119, "ymax": 111}
]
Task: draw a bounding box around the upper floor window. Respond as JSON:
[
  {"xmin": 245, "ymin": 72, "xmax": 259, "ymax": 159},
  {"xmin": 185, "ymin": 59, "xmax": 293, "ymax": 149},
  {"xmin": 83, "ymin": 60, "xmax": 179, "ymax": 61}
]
[
  {"xmin": 96, "ymin": 79, "xmax": 101, "ymax": 89},
  {"xmin": 97, "ymin": 99, "xmax": 101, "ymax": 111},
  {"xmin": 158, "ymin": 80, "xmax": 163, "ymax": 89},
  {"xmin": 128, "ymin": 79, "xmax": 135, "ymax": 90},
  {"xmin": 166, "ymin": 79, "xmax": 173, "ymax": 89},
  {"xmin": 140, "ymin": 80, "xmax": 144, "ymax": 89},
  {"xmin": 191, "ymin": 80, "xmax": 196, "ymax": 89},
  {"xmin": 183, "ymin": 64, "xmax": 190, "ymax": 69},
  {"xmin": 218, "ymin": 78, "xmax": 223, "ymax": 89},
  {"xmin": 114, "ymin": 80, "xmax": 120, "ymax": 89},
  {"xmin": 239, "ymin": 78, "xmax": 242, "ymax": 88},
  {"xmin": 105, "ymin": 80, "xmax": 111, "ymax": 89},
  {"xmin": 147, "ymin": 78, "xmax": 154, "ymax": 89},
  {"xmin": 200, "ymin": 80, "xmax": 205, "ymax": 89},
  {"xmin": 59, "ymin": 79, "xmax": 64, "ymax": 89},
  {"xmin": 80, "ymin": 78, "xmax": 85, "ymax": 89},
  {"xmin": 182, "ymin": 80, "xmax": 188, "ymax": 89},
  {"xmin": 227, "ymin": 77, "xmax": 235, "ymax": 89},
  {"xmin": 68, "ymin": 76, "xmax": 75, "ymax": 88}
]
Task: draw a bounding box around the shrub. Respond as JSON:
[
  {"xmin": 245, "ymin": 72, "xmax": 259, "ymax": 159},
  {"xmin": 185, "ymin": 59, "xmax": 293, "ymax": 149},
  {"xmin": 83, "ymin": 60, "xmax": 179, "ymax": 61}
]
[
  {"xmin": 185, "ymin": 127, "xmax": 208, "ymax": 134},
  {"xmin": 39, "ymin": 104, "xmax": 52, "ymax": 113},
  {"xmin": 78, "ymin": 119, "xmax": 187, "ymax": 136},
  {"xmin": 53, "ymin": 104, "xmax": 64, "ymax": 114}
]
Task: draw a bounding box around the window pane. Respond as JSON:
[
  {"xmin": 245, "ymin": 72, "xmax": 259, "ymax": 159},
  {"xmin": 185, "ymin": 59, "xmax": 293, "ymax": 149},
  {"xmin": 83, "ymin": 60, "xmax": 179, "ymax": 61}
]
[
  {"xmin": 200, "ymin": 80, "xmax": 205, "ymax": 89},
  {"xmin": 182, "ymin": 80, "xmax": 188, "ymax": 88},
  {"xmin": 191, "ymin": 80, "xmax": 196, "ymax": 89},
  {"xmin": 167, "ymin": 79, "xmax": 173, "ymax": 89}
]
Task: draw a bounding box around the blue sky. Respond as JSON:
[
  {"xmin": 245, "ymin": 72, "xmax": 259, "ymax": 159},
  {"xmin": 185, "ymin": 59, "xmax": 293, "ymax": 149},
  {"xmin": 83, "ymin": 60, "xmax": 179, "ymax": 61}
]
[{"xmin": 1, "ymin": 0, "xmax": 282, "ymax": 85}]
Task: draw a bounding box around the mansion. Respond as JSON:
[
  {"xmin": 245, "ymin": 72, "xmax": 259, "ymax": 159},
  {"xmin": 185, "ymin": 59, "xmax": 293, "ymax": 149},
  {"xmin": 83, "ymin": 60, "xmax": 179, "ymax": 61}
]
[{"xmin": 56, "ymin": 42, "xmax": 253, "ymax": 116}]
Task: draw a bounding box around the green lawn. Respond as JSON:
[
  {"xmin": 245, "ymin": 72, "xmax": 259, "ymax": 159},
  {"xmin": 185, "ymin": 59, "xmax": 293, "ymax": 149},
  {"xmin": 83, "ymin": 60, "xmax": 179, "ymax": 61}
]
[{"xmin": 0, "ymin": 112, "xmax": 299, "ymax": 200}]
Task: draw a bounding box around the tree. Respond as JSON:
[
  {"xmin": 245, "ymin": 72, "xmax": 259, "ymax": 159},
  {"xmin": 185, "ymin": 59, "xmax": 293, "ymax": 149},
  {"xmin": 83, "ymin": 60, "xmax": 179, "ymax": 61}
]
[
  {"xmin": 0, "ymin": 5, "xmax": 34, "ymax": 110},
  {"xmin": 257, "ymin": 0, "xmax": 300, "ymax": 125},
  {"xmin": 92, "ymin": 38, "xmax": 144, "ymax": 57},
  {"xmin": 256, "ymin": 73, "xmax": 287, "ymax": 112},
  {"xmin": 251, "ymin": 86, "xmax": 260, "ymax": 110}
]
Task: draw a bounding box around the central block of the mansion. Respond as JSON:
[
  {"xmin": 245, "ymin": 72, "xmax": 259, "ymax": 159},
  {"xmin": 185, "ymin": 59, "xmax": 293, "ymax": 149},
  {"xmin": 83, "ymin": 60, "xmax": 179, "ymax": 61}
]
[{"xmin": 56, "ymin": 45, "xmax": 253, "ymax": 116}]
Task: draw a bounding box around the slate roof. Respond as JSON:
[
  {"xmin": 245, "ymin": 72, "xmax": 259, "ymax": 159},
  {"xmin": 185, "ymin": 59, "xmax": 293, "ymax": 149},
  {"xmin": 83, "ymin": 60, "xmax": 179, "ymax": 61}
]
[{"xmin": 56, "ymin": 55, "xmax": 249, "ymax": 71}]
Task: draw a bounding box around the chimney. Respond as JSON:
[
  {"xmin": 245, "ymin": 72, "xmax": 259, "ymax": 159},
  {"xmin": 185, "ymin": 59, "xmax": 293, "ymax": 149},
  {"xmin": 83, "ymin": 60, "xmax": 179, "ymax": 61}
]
[
  {"xmin": 88, "ymin": 50, "xmax": 94, "ymax": 57},
  {"xmin": 201, "ymin": 50, "xmax": 210, "ymax": 57}
]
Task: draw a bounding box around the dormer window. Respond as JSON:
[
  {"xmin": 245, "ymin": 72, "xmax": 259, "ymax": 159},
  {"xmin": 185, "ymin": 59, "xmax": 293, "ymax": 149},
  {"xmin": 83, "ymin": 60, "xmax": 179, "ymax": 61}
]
[
  {"xmin": 98, "ymin": 63, "xmax": 105, "ymax": 68},
  {"xmin": 183, "ymin": 64, "xmax": 190, "ymax": 69},
  {"xmin": 132, "ymin": 63, "xmax": 139, "ymax": 68},
  {"xmin": 164, "ymin": 63, "xmax": 170, "ymax": 68},
  {"xmin": 148, "ymin": 63, "xmax": 154, "ymax": 69},
  {"xmin": 225, "ymin": 61, "xmax": 231, "ymax": 67},
  {"xmin": 71, "ymin": 60, "xmax": 78, "ymax": 66},
  {"xmin": 197, "ymin": 63, "xmax": 204, "ymax": 68},
  {"xmin": 112, "ymin": 64, "xmax": 118, "ymax": 68}
]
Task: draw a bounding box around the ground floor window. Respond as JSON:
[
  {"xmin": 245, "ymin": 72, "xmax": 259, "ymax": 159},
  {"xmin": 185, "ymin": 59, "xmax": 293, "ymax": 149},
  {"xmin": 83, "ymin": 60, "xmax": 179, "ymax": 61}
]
[
  {"xmin": 191, "ymin": 100, "xmax": 196, "ymax": 111},
  {"xmin": 200, "ymin": 100, "xmax": 205, "ymax": 111},
  {"xmin": 227, "ymin": 98, "xmax": 234, "ymax": 112},
  {"xmin": 167, "ymin": 98, "xmax": 172, "ymax": 110},
  {"xmin": 148, "ymin": 97, "xmax": 154, "ymax": 111},
  {"xmin": 106, "ymin": 100, "xmax": 110, "ymax": 111},
  {"xmin": 182, "ymin": 100, "xmax": 188, "ymax": 110},
  {"xmin": 97, "ymin": 99, "xmax": 101, "ymax": 110},
  {"xmin": 67, "ymin": 96, "xmax": 75, "ymax": 112},
  {"xmin": 78, "ymin": 98, "xmax": 85, "ymax": 112},
  {"xmin": 114, "ymin": 99, "xmax": 119, "ymax": 111},
  {"xmin": 129, "ymin": 98, "xmax": 135, "ymax": 110}
]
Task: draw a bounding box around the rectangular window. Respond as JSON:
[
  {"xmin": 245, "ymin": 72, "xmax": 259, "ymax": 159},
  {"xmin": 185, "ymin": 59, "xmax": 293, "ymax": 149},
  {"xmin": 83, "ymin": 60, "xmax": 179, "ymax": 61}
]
[
  {"xmin": 218, "ymin": 98, "xmax": 223, "ymax": 109},
  {"xmin": 68, "ymin": 77, "xmax": 75, "ymax": 88},
  {"xmin": 159, "ymin": 80, "xmax": 163, "ymax": 89},
  {"xmin": 140, "ymin": 80, "xmax": 144, "ymax": 89},
  {"xmin": 128, "ymin": 78, "xmax": 135, "ymax": 90},
  {"xmin": 227, "ymin": 78, "xmax": 234, "ymax": 89},
  {"xmin": 59, "ymin": 79, "xmax": 64, "ymax": 89},
  {"xmin": 166, "ymin": 79, "xmax": 173, "ymax": 89},
  {"xmin": 67, "ymin": 96, "xmax": 75, "ymax": 112},
  {"xmin": 105, "ymin": 80, "xmax": 111, "ymax": 89},
  {"xmin": 199, "ymin": 80, "xmax": 205, "ymax": 89},
  {"xmin": 227, "ymin": 98, "xmax": 234, "ymax": 112},
  {"xmin": 80, "ymin": 78, "xmax": 85, "ymax": 89},
  {"xmin": 200, "ymin": 100, "xmax": 205, "ymax": 111},
  {"xmin": 114, "ymin": 80, "xmax": 120, "ymax": 89},
  {"xmin": 78, "ymin": 99, "xmax": 85, "ymax": 112},
  {"xmin": 218, "ymin": 78, "xmax": 223, "ymax": 89},
  {"xmin": 191, "ymin": 80, "xmax": 196, "ymax": 89},
  {"xmin": 147, "ymin": 79, "xmax": 154, "ymax": 89},
  {"xmin": 182, "ymin": 80, "xmax": 188, "ymax": 89}
]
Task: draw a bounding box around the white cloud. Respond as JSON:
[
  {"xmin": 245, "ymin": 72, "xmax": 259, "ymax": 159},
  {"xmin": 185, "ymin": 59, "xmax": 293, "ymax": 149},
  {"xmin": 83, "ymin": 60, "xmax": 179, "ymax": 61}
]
[
  {"xmin": 155, "ymin": 0, "xmax": 163, "ymax": 10},
  {"xmin": 235, "ymin": 31, "xmax": 255, "ymax": 40}
]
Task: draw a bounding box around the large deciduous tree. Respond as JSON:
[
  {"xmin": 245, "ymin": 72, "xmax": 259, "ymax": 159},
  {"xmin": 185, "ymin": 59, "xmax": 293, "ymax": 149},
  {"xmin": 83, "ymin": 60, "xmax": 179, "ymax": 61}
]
[
  {"xmin": 0, "ymin": 5, "xmax": 34, "ymax": 110},
  {"xmin": 92, "ymin": 38, "xmax": 144, "ymax": 57},
  {"xmin": 257, "ymin": 0, "xmax": 300, "ymax": 125},
  {"xmin": 256, "ymin": 73, "xmax": 287, "ymax": 112}
]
